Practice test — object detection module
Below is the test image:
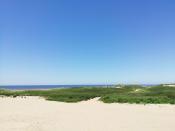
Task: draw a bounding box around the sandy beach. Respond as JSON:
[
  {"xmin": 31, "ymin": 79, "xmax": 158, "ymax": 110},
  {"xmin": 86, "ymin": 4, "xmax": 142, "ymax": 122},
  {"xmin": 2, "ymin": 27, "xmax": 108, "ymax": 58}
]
[{"xmin": 0, "ymin": 96, "xmax": 175, "ymax": 131}]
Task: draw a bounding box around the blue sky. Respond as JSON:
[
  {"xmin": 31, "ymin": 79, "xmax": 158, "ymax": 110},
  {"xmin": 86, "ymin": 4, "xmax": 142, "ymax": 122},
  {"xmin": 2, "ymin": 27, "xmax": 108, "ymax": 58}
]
[{"xmin": 0, "ymin": 0, "xmax": 175, "ymax": 85}]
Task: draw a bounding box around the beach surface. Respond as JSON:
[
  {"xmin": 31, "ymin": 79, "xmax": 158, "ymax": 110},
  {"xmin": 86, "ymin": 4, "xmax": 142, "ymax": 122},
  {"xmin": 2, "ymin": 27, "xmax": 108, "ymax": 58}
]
[{"xmin": 0, "ymin": 96, "xmax": 175, "ymax": 131}]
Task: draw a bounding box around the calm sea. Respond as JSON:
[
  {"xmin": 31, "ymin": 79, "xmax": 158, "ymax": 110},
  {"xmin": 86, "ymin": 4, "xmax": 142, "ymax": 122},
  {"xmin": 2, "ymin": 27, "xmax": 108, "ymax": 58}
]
[{"xmin": 0, "ymin": 85, "xmax": 113, "ymax": 90}]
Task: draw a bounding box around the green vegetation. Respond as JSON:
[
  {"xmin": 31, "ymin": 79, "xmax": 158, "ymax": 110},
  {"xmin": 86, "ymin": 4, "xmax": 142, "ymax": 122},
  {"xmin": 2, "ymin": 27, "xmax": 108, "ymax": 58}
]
[{"xmin": 0, "ymin": 85, "xmax": 175, "ymax": 104}]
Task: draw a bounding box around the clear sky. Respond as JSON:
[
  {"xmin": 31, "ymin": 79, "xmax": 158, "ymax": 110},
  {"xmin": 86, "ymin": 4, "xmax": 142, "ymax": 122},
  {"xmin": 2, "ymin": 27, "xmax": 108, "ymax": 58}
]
[{"xmin": 0, "ymin": 0, "xmax": 175, "ymax": 85}]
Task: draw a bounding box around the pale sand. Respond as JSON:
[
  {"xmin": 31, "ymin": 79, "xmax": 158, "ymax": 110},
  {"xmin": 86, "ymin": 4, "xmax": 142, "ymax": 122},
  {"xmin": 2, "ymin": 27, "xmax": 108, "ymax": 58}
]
[{"xmin": 0, "ymin": 97, "xmax": 175, "ymax": 131}]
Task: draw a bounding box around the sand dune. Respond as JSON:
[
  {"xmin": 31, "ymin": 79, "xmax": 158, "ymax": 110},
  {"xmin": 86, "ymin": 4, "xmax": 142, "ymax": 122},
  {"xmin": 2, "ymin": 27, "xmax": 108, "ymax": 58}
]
[{"xmin": 0, "ymin": 96, "xmax": 175, "ymax": 131}]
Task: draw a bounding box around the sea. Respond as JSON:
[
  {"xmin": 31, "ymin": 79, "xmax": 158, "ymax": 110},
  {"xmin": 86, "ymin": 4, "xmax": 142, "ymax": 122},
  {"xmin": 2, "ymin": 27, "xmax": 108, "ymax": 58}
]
[
  {"xmin": 0, "ymin": 84, "xmax": 155, "ymax": 90},
  {"xmin": 0, "ymin": 85, "xmax": 113, "ymax": 90}
]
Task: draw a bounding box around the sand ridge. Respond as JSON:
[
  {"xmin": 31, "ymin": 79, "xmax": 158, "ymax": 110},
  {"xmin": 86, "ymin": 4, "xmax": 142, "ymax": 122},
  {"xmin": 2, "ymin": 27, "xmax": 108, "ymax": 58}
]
[{"xmin": 0, "ymin": 96, "xmax": 175, "ymax": 131}]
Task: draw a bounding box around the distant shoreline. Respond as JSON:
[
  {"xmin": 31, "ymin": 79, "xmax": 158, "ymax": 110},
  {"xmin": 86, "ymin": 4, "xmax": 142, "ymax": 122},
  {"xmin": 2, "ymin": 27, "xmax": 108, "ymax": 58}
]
[
  {"xmin": 0, "ymin": 85, "xmax": 115, "ymax": 90},
  {"xmin": 0, "ymin": 84, "xmax": 156, "ymax": 90}
]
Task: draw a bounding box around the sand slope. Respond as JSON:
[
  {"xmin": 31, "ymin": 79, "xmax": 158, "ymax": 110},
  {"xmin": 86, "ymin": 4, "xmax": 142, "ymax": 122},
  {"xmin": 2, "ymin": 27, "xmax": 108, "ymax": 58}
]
[{"xmin": 0, "ymin": 96, "xmax": 175, "ymax": 131}]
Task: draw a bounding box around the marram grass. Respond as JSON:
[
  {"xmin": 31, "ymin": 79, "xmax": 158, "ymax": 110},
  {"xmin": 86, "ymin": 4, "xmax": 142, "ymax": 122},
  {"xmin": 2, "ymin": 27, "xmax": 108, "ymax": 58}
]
[{"xmin": 0, "ymin": 85, "xmax": 175, "ymax": 104}]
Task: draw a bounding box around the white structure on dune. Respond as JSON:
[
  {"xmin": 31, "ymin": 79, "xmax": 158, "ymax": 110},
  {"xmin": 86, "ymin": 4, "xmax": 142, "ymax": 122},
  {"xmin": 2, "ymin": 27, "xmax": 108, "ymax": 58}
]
[{"xmin": 163, "ymin": 84, "xmax": 175, "ymax": 87}]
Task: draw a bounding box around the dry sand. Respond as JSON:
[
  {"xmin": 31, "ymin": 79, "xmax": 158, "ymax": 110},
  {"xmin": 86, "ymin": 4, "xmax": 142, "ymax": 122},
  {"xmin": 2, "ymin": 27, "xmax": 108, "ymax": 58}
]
[{"xmin": 0, "ymin": 96, "xmax": 175, "ymax": 131}]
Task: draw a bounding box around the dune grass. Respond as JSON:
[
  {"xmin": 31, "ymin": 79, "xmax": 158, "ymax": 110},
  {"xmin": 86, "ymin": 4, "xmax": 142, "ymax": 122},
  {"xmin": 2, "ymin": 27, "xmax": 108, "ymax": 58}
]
[{"xmin": 0, "ymin": 85, "xmax": 175, "ymax": 104}]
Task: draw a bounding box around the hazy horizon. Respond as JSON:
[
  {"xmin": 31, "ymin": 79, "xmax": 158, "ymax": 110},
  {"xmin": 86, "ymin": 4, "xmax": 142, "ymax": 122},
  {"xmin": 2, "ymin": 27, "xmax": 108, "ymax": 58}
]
[
  {"xmin": 1, "ymin": 0, "xmax": 175, "ymax": 85},
  {"xmin": 0, "ymin": 82, "xmax": 173, "ymax": 86}
]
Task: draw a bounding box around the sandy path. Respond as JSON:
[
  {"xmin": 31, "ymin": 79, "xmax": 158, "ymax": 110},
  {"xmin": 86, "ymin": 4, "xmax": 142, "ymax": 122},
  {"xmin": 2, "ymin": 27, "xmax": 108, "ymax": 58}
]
[{"xmin": 0, "ymin": 96, "xmax": 175, "ymax": 131}]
